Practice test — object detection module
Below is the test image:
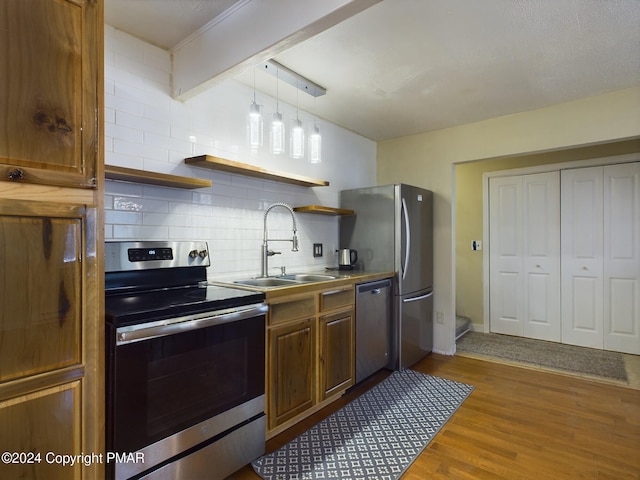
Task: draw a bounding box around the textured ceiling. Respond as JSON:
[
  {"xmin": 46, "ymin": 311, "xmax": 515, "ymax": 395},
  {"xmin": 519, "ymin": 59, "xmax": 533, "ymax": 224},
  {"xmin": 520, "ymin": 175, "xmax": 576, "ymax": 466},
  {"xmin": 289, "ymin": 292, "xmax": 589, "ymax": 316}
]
[{"xmin": 105, "ymin": 0, "xmax": 640, "ymax": 140}]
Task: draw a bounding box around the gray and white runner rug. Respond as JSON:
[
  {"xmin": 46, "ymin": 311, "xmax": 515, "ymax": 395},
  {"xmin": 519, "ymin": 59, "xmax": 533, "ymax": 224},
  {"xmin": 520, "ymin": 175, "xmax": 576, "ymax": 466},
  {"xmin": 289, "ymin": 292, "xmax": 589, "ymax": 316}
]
[{"xmin": 252, "ymin": 369, "xmax": 474, "ymax": 480}]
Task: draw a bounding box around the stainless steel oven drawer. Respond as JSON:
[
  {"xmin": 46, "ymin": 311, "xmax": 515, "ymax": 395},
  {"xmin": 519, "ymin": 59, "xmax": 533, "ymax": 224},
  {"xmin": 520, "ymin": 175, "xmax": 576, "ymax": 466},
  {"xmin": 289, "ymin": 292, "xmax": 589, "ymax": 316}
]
[{"xmin": 138, "ymin": 414, "xmax": 265, "ymax": 480}]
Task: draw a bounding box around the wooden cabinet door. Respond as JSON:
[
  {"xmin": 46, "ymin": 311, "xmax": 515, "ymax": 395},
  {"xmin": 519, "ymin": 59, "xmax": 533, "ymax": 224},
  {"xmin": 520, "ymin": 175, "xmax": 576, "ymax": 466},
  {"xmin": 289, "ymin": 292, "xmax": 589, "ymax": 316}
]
[
  {"xmin": 0, "ymin": 0, "xmax": 100, "ymax": 188},
  {"xmin": 0, "ymin": 382, "xmax": 81, "ymax": 480},
  {"xmin": 320, "ymin": 310, "xmax": 354, "ymax": 400},
  {"xmin": 268, "ymin": 318, "xmax": 316, "ymax": 430},
  {"xmin": 0, "ymin": 200, "xmax": 88, "ymax": 382}
]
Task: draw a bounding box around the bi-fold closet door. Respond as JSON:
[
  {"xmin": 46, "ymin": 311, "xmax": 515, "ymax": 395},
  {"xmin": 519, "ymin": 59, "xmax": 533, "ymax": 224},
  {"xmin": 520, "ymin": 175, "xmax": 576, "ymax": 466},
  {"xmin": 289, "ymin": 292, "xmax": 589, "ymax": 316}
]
[
  {"xmin": 489, "ymin": 162, "xmax": 640, "ymax": 355},
  {"xmin": 489, "ymin": 171, "xmax": 561, "ymax": 342},
  {"xmin": 561, "ymin": 163, "xmax": 640, "ymax": 354}
]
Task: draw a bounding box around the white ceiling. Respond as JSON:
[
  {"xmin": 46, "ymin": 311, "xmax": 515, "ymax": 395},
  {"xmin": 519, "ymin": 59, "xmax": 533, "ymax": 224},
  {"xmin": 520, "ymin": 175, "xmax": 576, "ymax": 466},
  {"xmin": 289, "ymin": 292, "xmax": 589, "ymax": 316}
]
[{"xmin": 105, "ymin": 0, "xmax": 640, "ymax": 141}]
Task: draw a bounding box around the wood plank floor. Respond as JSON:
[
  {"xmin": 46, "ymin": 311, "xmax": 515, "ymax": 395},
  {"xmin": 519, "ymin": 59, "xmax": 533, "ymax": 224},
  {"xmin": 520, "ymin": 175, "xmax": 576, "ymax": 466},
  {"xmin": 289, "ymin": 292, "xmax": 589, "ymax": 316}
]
[{"xmin": 228, "ymin": 354, "xmax": 640, "ymax": 480}]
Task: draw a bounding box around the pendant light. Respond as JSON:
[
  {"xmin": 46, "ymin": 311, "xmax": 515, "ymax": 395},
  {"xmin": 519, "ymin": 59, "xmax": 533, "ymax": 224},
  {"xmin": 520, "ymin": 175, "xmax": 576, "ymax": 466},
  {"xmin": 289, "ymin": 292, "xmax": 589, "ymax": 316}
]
[
  {"xmin": 247, "ymin": 68, "xmax": 263, "ymax": 150},
  {"xmin": 270, "ymin": 67, "xmax": 285, "ymax": 155},
  {"xmin": 308, "ymin": 95, "xmax": 321, "ymax": 163},
  {"xmin": 309, "ymin": 121, "xmax": 321, "ymax": 163},
  {"xmin": 290, "ymin": 118, "xmax": 304, "ymax": 159},
  {"xmin": 290, "ymin": 82, "xmax": 304, "ymax": 159}
]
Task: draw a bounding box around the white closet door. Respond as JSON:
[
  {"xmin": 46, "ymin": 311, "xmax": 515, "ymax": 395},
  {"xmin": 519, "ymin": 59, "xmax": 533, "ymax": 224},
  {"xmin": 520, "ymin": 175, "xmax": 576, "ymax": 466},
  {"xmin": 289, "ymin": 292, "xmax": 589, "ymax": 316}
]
[
  {"xmin": 603, "ymin": 162, "xmax": 640, "ymax": 354},
  {"xmin": 523, "ymin": 172, "xmax": 561, "ymax": 342},
  {"xmin": 490, "ymin": 176, "xmax": 523, "ymax": 336},
  {"xmin": 561, "ymin": 167, "xmax": 604, "ymax": 348},
  {"xmin": 489, "ymin": 172, "xmax": 560, "ymax": 338}
]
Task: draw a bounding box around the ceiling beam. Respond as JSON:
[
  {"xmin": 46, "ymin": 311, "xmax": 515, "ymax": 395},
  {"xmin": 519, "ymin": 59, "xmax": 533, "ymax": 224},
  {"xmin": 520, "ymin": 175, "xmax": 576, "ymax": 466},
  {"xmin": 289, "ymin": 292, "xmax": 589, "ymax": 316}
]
[{"xmin": 171, "ymin": 0, "xmax": 381, "ymax": 100}]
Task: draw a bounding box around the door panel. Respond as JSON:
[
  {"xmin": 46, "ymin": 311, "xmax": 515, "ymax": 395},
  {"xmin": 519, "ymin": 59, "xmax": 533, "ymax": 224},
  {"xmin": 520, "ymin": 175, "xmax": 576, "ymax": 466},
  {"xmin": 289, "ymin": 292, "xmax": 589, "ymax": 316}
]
[
  {"xmin": 320, "ymin": 311, "xmax": 354, "ymax": 399},
  {"xmin": 603, "ymin": 162, "xmax": 640, "ymax": 354},
  {"xmin": 268, "ymin": 318, "xmax": 315, "ymax": 429},
  {"xmin": 489, "ymin": 177, "xmax": 523, "ymax": 336},
  {"xmin": 0, "ymin": 0, "xmax": 99, "ymax": 188},
  {"xmin": 0, "ymin": 382, "xmax": 81, "ymax": 480},
  {"xmin": 0, "ymin": 208, "xmax": 83, "ymax": 382},
  {"xmin": 561, "ymin": 167, "xmax": 604, "ymax": 348},
  {"xmin": 523, "ymin": 172, "xmax": 560, "ymax": 341}
]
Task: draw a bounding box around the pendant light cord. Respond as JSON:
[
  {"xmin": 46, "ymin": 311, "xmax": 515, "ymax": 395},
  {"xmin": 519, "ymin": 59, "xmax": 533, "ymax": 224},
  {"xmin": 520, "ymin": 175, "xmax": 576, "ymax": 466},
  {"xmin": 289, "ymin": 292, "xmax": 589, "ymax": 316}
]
[{"xmin": 253, "ymin": 67, "xmax": 257, "ymax": 103}]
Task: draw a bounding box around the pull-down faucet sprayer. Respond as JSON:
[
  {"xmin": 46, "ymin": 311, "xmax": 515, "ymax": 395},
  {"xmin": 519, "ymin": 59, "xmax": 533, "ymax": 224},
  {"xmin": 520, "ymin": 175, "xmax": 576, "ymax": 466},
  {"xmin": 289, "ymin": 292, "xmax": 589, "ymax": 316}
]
[{"xmin": 261, "ymin": 203, "xmax": 299, "ymax": 277}]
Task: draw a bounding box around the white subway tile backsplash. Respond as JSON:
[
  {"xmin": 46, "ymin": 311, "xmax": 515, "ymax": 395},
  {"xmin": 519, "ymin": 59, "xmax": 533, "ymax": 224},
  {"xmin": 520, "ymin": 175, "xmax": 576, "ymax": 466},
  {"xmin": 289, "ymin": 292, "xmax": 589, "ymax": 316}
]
[
  {"xmin": 104, "ymin": 28, "xmax": 376, "ymax": 278},
  {"xmin": 113, "ymin": 224, "xmax": 169, "ymax": 240},
  {"xmin": 113, "ymin": 139, "xmax": 168, "ymax": 163},
  {"xmin": 105, "ymin": 151, "xmax": 144, "ymax": 170},
  {"xmin": 106, "ymin": 122, "xmax": 144, "ymax": 144},
  {"xmin": 105, "ymin": 209, "xmax": 142, "ymax": 225},
  {"xmin": 106, "ymin": 92, "xmax": 144, "ymax": 117},
  {"xmin": 113, "ymin": 196, "xmax": 162, "ymax": 213}
]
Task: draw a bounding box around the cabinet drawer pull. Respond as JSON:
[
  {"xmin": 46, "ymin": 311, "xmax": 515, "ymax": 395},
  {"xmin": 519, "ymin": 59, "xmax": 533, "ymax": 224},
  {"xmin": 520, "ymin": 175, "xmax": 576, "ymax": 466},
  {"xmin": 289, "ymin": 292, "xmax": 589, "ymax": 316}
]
[
  {"xmin": 7, "ymin": 168, "xmax": 25, "ymax": 181},
  {"xmin": 322, "ymin": 289, "xmax": 345, "ymax": 296}
]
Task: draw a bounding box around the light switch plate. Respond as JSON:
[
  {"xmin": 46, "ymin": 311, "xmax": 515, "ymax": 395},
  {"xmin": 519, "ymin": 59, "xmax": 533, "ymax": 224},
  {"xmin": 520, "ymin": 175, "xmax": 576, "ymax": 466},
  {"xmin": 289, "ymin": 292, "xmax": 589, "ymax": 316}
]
[{"xmin": 313, "ymin": 243, "xmax": 323, "ymax": 257}]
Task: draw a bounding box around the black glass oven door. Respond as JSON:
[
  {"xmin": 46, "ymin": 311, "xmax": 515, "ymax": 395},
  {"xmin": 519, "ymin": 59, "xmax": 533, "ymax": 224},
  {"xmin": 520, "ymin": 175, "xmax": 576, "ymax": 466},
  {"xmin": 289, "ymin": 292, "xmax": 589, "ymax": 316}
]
[{"xmin": 111, "ymin": 310, "xmax": 265, "ymax": 453}]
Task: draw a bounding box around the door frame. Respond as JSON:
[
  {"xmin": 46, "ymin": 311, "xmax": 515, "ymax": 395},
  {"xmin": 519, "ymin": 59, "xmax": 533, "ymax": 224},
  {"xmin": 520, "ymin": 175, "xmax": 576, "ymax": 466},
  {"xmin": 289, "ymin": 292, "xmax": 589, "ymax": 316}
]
[{"xmin": 482, "ymin": 152, "xmax": 640, "ymax": 334}]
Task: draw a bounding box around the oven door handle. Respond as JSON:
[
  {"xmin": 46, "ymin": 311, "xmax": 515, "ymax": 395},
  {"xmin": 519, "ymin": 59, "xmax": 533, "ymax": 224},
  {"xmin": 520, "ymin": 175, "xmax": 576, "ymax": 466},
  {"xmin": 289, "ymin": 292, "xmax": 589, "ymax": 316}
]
[{"xmin": 116, "ymin": 302, "xmax": 268, "ymax": 345}]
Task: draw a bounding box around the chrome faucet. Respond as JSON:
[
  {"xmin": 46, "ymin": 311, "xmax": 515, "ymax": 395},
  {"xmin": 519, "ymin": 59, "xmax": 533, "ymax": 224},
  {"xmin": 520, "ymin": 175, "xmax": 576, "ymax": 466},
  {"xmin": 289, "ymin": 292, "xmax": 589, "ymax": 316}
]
[{"xmin": 261, "ymin": 203, "xmax": 299, "ymax": 277}]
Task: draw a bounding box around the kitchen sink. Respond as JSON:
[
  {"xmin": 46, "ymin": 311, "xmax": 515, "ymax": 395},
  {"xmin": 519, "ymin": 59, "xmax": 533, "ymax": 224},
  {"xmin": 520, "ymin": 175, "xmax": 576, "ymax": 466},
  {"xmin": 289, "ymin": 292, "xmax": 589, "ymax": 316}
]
[
  {"xmin": 283, "ymin": 274, "xmax": 337, "ymax": 282},
  {"xmin": 233, "ymin": 278, "xmax": 300, "ymax": 287},
  {"xmin": 232, "ymin": 273, "xmax": 337, "ymax": 288}
]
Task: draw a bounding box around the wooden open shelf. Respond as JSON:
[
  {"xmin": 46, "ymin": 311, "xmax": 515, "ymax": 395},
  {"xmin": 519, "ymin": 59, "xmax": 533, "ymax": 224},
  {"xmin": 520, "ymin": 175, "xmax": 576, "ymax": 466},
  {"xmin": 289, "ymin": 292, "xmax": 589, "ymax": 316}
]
[
  {"xmin": 184, "ymin": 155, "xmax": 329, "ymax": 187},
  {"xmin": 293, "ymin": 205, "xmax": 355, "ymax": 216},
  {"xmin": 105, "ymin": 165, "xmax": 211, "ymax": 189}
]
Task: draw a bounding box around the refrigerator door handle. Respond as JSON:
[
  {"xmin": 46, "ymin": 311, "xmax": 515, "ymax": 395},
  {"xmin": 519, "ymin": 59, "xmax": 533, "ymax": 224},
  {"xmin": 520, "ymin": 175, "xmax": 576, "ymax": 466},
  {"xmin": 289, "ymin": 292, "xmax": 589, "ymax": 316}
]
[
  {"xmin": 401, "ymin": 197, "xmax": 410, "ymax": 280},
  {"xmin": 402, "ymin": 291, "xmax": 433, "ymax": 303}
]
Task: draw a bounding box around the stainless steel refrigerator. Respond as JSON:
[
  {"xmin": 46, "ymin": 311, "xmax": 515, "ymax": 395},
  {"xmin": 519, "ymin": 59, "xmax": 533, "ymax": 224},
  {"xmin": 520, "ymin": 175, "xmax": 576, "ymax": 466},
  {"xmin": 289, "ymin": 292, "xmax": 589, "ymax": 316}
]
[{"xmin": 340, "ymin": 184, "xmax": 433, "ymax": 370}]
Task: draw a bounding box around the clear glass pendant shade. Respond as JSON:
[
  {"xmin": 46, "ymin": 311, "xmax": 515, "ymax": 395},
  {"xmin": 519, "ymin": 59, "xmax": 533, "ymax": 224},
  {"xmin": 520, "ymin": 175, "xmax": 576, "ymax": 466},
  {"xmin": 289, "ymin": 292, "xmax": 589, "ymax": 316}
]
[
  {"xmin": 270, "ymin": 112, "xmax": 285, "ymax": 155},
  {"xmin": 247, "ymin": 101, "xmax": 263, "ymax": 149},
  {"xmin": 309, "ymin": 124, "xmax": 321, "ymax": 163},
  {"xmin": 290, "ymin": 118, "xmax": 304, "ymax": 159}
]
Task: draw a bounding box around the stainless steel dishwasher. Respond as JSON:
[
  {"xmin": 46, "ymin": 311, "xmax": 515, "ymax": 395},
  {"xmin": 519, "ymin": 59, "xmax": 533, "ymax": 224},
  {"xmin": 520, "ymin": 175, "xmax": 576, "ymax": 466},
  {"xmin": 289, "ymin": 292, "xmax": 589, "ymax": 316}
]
[{"xmin": 355, "ymin": 279, "xmax": 392, "ymax": 383}]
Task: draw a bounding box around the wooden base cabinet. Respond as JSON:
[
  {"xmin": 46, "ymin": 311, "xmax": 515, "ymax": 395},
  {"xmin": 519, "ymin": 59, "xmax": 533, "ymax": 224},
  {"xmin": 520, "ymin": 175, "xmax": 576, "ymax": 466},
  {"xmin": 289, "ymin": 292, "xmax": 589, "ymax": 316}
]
[
  {"xmin": 266, "ymin": 285, "xmax": 355, "ymax": 437},
  {"xmin": 320, "ymin": 310, "xmax": 354, "ymax": 400},
  {"xmin": 268, "ymin": 318, "xmax": 316, "ymax": 429}
]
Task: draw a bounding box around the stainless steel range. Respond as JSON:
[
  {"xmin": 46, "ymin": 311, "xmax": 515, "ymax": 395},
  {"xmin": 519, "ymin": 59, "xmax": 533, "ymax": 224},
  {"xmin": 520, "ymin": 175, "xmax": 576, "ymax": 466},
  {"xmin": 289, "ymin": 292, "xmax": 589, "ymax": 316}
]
[{"xmin": 104, "ymin": 241, "xmax": 267, "ymax": 480}]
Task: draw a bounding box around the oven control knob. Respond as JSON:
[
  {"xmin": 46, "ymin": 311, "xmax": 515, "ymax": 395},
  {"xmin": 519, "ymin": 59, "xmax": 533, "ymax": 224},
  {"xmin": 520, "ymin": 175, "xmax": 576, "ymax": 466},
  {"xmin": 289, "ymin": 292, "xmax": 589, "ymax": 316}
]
[
  {"xmin": 198, "ymin": 250, "xmax": 208, "ymax": 259},
  {"xmin": 189, "ymin": 249, "xmax": 198, "ymax": 258}
]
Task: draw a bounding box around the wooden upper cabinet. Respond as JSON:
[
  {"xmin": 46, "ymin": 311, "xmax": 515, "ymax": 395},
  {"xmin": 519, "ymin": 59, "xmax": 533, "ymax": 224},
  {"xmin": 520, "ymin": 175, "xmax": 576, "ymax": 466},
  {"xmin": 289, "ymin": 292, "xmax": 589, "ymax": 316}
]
[{"xmin": 0, "ymin": 0, "xmax": 100, "ymax": 188}]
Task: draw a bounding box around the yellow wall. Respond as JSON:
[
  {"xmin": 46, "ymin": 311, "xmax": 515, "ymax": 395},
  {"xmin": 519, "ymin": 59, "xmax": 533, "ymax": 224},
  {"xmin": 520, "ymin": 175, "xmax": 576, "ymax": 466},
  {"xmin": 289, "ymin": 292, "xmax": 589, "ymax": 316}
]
[
  {"xmin": 455, "ymin": 140, "xmax": 640, "ymax": 330},
  {"xmin": 377, "ymin": 86, "xmax": 640, "ymax": 354}
]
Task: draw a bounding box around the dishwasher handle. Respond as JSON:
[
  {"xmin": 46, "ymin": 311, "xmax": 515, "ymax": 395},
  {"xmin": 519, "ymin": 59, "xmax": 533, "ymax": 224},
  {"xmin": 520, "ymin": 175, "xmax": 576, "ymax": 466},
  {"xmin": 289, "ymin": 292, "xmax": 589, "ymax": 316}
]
[{"xmin": 356, "ymin": 279, "xmax": 392, "ymax": 294}]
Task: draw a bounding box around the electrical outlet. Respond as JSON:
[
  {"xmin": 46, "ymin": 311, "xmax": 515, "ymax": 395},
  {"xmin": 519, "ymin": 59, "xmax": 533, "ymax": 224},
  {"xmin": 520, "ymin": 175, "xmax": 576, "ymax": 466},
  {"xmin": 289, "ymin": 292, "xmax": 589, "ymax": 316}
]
[
  {"xmin": 436, "ymin": 311, "xmax": 444, "ymax": 324},
  {"xmin": 472, "ymin": 240, "xmax": 482, "ymax": 251},
  {"xmin": 313, "ymin": 243, "xmax": 323, "ymax": 257}
]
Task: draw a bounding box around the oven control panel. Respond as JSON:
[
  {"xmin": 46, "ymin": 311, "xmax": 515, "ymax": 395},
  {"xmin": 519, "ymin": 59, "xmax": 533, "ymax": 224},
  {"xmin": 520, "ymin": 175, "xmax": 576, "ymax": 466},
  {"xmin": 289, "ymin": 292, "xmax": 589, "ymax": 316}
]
[
  {"xmin": 106, "ymin": 241, "xmax": 211, "ymax": 272},
  {"xmin": 128, "ymin": 247, "xmax": 174, "ymax": 262}
]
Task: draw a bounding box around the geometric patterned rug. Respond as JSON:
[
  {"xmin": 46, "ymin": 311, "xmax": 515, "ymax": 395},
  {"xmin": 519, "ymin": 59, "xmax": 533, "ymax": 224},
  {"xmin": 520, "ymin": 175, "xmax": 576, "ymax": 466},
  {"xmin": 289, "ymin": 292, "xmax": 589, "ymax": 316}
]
[{"xmin": 252, "ymin": 369, "xmax": 474, "ymax": 480}]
